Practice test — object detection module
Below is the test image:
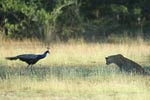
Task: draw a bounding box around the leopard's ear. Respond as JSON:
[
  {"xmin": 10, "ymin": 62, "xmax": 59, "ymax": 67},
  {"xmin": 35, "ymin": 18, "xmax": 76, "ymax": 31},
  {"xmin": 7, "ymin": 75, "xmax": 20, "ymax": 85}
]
[{"xmin": 117, "ymin": 54, "xmax": 124, "ymax": 57}]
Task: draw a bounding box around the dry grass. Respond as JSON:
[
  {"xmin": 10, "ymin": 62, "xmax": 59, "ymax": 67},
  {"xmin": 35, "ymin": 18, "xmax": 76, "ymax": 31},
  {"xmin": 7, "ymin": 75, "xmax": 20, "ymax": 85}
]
[
  {"xmin": 0, "ymin": 40, "xmax": 150, "ymax": 100},
  {"xmin": 1, "ymin": 40, "xmax": 150, "ymax": 66}
]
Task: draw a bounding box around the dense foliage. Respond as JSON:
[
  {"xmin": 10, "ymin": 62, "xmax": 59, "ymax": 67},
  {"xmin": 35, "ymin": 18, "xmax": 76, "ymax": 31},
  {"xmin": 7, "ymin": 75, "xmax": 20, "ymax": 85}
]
[{"xmin": 0, "ymin": 0, "xmax": 150, "ymax": 41}]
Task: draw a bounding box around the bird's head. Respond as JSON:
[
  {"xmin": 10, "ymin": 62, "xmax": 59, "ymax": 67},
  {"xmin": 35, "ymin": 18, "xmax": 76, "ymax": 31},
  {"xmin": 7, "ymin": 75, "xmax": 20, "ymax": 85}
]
[
  {"xmin": 45, "ymin": 47, "xmax": 50, "ymax": 54},
  {"xmin": 45, "ymin": 50, "xmax": 50, "ymax": 54}
]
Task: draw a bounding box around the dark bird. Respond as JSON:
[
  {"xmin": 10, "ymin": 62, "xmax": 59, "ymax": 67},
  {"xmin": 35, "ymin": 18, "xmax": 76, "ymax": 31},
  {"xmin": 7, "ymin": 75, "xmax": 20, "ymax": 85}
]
[{"xmin": 6, "ymin": 50, "xmax": 50, "ymax": 71}]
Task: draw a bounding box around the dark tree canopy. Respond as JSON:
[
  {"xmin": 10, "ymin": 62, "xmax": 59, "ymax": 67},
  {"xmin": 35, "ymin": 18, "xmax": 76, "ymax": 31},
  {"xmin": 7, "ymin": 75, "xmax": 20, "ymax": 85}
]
[{"xmin": 0, "ymin": 0, "xmax": 150, "ymax": 41}]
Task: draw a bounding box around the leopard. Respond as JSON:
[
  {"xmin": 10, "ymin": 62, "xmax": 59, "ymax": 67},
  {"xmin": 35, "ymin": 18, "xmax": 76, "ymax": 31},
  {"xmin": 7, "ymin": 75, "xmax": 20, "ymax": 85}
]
[{"xmin": 105, "ymin": 54, "xmax": 147, "ymax": 74}]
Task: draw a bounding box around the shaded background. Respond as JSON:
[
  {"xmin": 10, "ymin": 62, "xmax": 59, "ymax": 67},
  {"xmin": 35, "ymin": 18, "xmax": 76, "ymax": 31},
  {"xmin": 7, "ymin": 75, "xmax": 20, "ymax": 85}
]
[{"xmin": 0, "ymin": 0, "xmax": 150, "ymax": 42}]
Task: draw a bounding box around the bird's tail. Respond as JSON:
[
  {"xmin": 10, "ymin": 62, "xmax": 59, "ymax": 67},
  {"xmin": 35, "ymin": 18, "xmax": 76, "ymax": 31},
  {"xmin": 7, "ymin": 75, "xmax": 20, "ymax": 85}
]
[{"xmin": 6, "ymin": 56, "xmax": 18, "ymax": 60}]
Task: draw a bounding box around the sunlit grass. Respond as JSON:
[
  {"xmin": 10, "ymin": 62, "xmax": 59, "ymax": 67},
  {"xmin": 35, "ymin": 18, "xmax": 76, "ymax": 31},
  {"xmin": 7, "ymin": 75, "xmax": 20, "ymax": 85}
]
[
  {"xmin": 1, "ymin": 40, "xmax": 150, "ymax": 66},
  {"xmin": 0, "ymin": 39, "xmax": 150, "ymax": 100}
]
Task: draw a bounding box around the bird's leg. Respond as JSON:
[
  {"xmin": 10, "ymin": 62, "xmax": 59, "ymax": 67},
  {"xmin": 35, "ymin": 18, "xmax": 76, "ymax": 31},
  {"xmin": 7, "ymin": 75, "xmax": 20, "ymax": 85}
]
[
  {"xmin": 30, "ymin": 64, "xmax": 34, "ymax": 72},
  {"xmin": 27, "ymin": 64, "xmax": 30, "ymax": 69}
]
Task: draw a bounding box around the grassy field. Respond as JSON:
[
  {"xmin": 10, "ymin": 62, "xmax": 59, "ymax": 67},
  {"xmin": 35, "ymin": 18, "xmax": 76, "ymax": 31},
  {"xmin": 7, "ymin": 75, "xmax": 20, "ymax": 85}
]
[{"xmin": 0, "ymin": 40, "xmax": 150, "ymax": 100}]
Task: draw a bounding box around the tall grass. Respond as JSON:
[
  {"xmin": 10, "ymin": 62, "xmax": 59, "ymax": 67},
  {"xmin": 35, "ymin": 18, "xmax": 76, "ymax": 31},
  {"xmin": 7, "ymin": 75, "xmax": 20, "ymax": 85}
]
[{"xmin": 0, "ymin": 39, "xmax": 150, "ymax": 100}]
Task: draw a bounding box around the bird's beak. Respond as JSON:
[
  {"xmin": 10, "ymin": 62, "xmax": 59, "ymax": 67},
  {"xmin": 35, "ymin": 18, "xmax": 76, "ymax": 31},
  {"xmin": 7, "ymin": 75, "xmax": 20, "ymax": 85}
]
[{"xmin": 47, "ymin": 47, "xmax": 50, "ymax": 53}]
